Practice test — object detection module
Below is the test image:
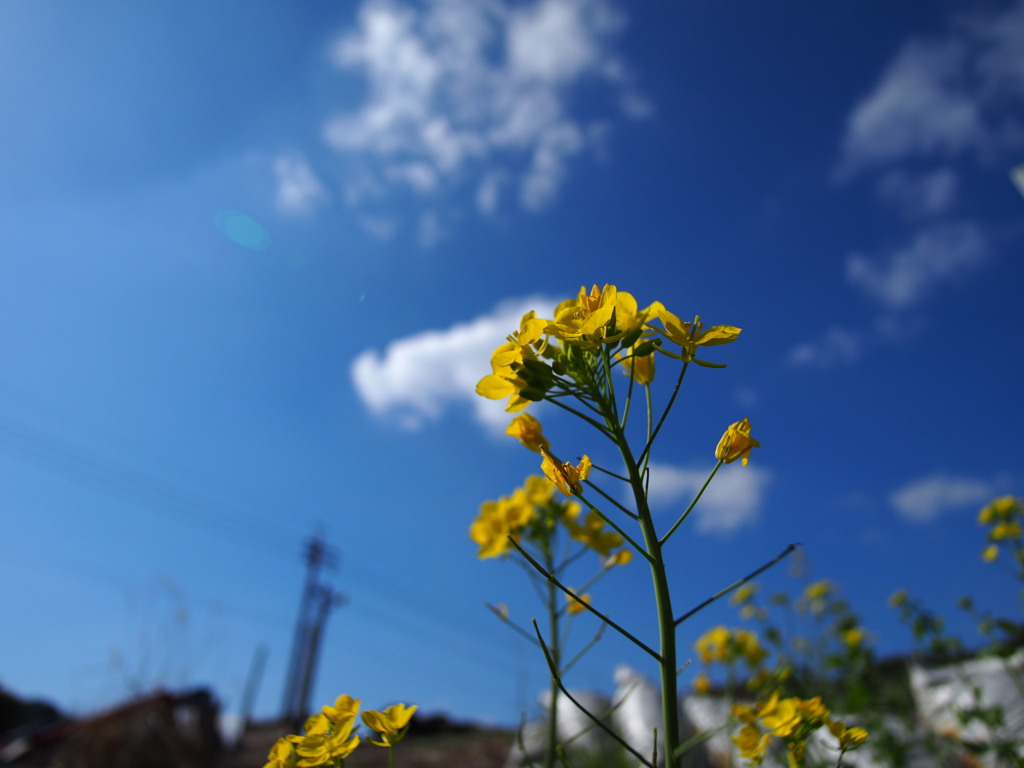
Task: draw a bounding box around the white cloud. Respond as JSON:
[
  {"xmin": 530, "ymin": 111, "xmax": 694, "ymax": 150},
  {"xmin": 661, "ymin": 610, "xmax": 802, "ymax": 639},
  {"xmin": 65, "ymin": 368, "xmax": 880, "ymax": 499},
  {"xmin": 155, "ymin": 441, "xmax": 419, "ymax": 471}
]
[
  {"xmin": 273, "ymin": 153, "xmax": 328, "ymax": 216},
  {"xmin": 876, "ymin": 169, "xmax": 958, "ymax": 218},
  {"xmin": 838, "ymin": 2, "xmax": 1024, "ymax": 177},
  {"xmin": 324, "ymin": 0, "xmax": 646, "ymax": 222},
  {"xmin": 846, "ymin": 222, "xmax": 986, "ymax": 309},
  {"xmin": 646, "ymin": 462, "xmax": 771, "ymax": 534},
  {"xmin": 890, "ymin": 474, "xmax": 992, "ymax": 522},
  {"xmin": 839, "ymin": 40, "xmax": 983, "ymax": 176},
  {"xmin": 788, "ymin": 327, "xmax": 862, "ymax": 368},
  {"xmin": 1012, "ymin": 163, "xmax": 1024, "ymax": 199},
  {"xmin": 351, "ymin": 296, "xmax": 555, "ymax": 430}
]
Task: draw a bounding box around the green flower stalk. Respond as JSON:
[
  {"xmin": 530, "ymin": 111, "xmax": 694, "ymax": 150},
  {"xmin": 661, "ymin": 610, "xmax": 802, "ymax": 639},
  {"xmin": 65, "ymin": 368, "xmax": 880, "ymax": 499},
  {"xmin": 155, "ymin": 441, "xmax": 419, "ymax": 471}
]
[{"xmin": 475, "ymin": 283, "xmax": 793, "ymax": 768}]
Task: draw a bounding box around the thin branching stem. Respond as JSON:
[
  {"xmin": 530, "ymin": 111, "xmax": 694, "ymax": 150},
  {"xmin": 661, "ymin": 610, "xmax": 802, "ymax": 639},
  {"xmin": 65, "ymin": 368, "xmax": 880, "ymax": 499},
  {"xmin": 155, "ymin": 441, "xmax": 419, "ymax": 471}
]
[
  {"xmin": 532, "ymin": 619, "xmax": 656, "ymax": 768},
  {"xmin": 660, "ymin": 460, "xmax": 723, "ymax": 545},
  {"xmin": 512, "ymin": 538, "xmax": 662, "ymax": 662},
  {"xmin": 575, "ymin": 491, "xmax": 652, "ymax": 562},
  {"xmin": 485, "ymin": 602, "xmax": 542, "ymax": 647},
  {"xmin": 582, "ymin": 479, "xmax": 638, "ymax": 520},
  {"xmin": 587, "ymin": 464, "xmax": 631, "ymax": 483},
  {"xmin": 638, "ymin": 358, "xmax": 689, "ymax": 467},
  {"xmin": 547, "ymin": 398, "xmax": 614, "ymax": 438},
  {"xmin": 674, "ymin": 544, "xmax": 799, "ymax": 626},
  {"xmin": 559, "ymin": 624, "xmax": 606, "ymax": 676}
]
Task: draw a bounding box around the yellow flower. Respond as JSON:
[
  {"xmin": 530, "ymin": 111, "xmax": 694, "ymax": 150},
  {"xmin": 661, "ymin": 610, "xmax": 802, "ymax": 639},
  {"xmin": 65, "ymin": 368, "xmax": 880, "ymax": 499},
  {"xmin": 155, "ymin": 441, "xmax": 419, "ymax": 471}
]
[
  {"xmin": 839, "ymin": 726, "xmax": 868, "ymax": 750},
  {"xmin": 323, "ymin": 694, "xmax": 360, "ymax": 725},
  {"xmin": 362, "ymin": 703, "xmax": 418, "ymax": 747},
  {"xmin": 693, "ymin": 673, "xmax": 711, "ymax": 695},
  {"xmin": 715, "ymin": 418, "xmax": 760, "ymax": 466},
  {"xmin": 983, "ymin": 544, "xmax": 999, "ymax": 562},
  {"xmin": 540, "ymin": 449, "xmax": 592, "ymax": 496},
  {"xmin": 295, "ymin": 713, "xmax": 361, "ymax": 767},
  {"xmin": 506, "ymin": 414, "xmax": 551, "ymax": 453},
  {"xmin": 760, "ymin": 695, "xmax": 800, "ymax": 737},
  {"xmin": 979, "ymin": 495, "xmax": 1021, "ymax": 524},
  {"xmin": 264, "ymin": 738, "xmax": 299, "ymax": 768},
  {"xmin": 619, "ymin": 348, "xmax": 656, "ymax": 385},
  {"xmin": 522, "ymin": 474, "xmax": 556, "ymax": 505},
  {"xmin": 730, "ymin": 583, "xmax": 759, "ymax": 606},
  {"xmin": 794, "ymin": 696, "xmax": 830, "ymax": 724},
  {"xmin": 804, "ymin": 580, "xmax": 832, "ymax": 600},
  {"xmin": 476, "ymin": 311, "xmax": 550, "ymax": 412},
  {"xmin": 644, "ymin": 304, "xmax": 741, "ymax": 363},
  {"xmin": 843, "ymin": 628, "xmax": 864, "ymax": 646},
  {"xmin": 565, "ymin": 511, "xmax": 623, "ymax": 556},
  {"xmin": 469, "ymin": 492, "xmax": 536, "ymax": 559},
  {"xmin": 734, "ymin": 629, "xmax": 768, "ymax": 665},
  {"xmin": 565, "ymin": 589, "xmax": 592, "ymax": 615},
  {"xmin": 603, "ymin": 549, "xmax": 633, "ymax": 568},
  {"xmin": 991, "ymin": 522, "xmax": 1021, "ymax": 540},
  {"xmin": 732, "ymin": 724, "xmax": 770, "ymax": 763},
  {"xmin": 695, "ymin": 626, "xmax": 731, "ymax": 664},
  {"xmin": 546, "ymin": 285, "xmax": 619, "ymax": 343}
]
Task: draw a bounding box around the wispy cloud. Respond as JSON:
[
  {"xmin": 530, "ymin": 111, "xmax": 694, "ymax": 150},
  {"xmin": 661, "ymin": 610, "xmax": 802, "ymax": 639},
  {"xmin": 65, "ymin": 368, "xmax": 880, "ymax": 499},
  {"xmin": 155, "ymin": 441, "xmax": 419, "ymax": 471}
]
[
  {"xmin": 788, "ymin": 326, "xmax": 862, "ymax": 368},
  {"xmin": 846, "ymin": 222, "xmax": 987, "ymax": 309},
  {"xmin": 351, "ymin": 296, "xmax": 554, "ymax": 430},
  {"xmin": 273, "ymin": 153, "xmax": 328, "ymax": 216},
  {"xmin": 837, "ymin": 1, "xmax": 1024, "ymax": 178},
  {"xmin": 323, "ymin": 0, "xmax": 647, "ymax": 231},
  {"xmin": 890, "ymin": 473, "xmax": 993, "ymax": 522},
  {"xmin": 876, "ymin": 169, "xmax": 958, "ymax": 219},
  {"xmin": 646, "ymin": 462, "xmax": 771, "ymax": 533}
]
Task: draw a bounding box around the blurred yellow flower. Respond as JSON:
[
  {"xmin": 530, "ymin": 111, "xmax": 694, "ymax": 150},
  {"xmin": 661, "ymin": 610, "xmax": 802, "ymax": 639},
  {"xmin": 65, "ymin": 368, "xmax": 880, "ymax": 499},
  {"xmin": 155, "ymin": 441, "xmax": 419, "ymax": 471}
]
[
  {"xmin": 715, "ymin": 418, "xmax": 760, "ymax": 465},
  {"xmin": 565, "ymin": 589, "xmax": 592, "ymax": 615},
  {"xmin": 730, "ymin": 583, "xmax": 759, "ymax": 606},
  {"xmin": 804, "ymin": 580, "xmax": 832, "ymax": 600},
  {"xmin": 693, "ymin": 673, "xmax": 711, "ymax": 695},
  {"xmin": 469, "ymin": 492, "xmax": 536, "ymax": 559},
  {"xmin": 695, "ymin": 626, "xmax": 731, "ymax": 664},
  {"xmin": 540, "ymin": 449, "xmax": 592, "ymax": 496},
  {"xmin": 264, "ymin": 738, "xmax": 298, "ymax": 768},
  {"xmin": 888, "ymin": 589, "xmax": 908, "ymax": 608},
  {"xmin": 839, "ymin": 726, "xmax": 868, "ymax": 750},
  {"xmin": 992, "ymin": 522, "xmax": 1021, "ymax": 540},
  {"xmin": 295, "ymin": 712, "xmax": 360, "ymax": 767},
  {"xmin": 523, "ymin": 474, "xmax": 556, "ymax": 505},
  {"xmin": 506, "ymin": 414, "xmax": 551, "ymax": 453},
  {"xmin": 983, "ymin": 544, "xmax": 999, "ymax": 562},
  {"xmin": 603, "ymin": 549, "xmax": 633, "ymax": 568},
  {"xmin": 843, "ymin": 628, "xmax": 864, "ymax": 646},
  {"xmin": 362, "ymin": 703, "xmax": 418, "ymax": 747},
  {"xmin": 565, "ymin": 511, "xmax": 623, "ymax": 556},
  {"xmin": 323, "ymin": 694, "xmax": 360, "ymax": 725},
  {"xmin": 732, "ymin": 724, "xmax": 770, "ymax": 763},
  {"xmin": 760, "ymin": 696, "xmax": 800, "ymax": 737},
  {"xmin": 620, "ymin": 349, "xmax": 656, "ymax": 385}
]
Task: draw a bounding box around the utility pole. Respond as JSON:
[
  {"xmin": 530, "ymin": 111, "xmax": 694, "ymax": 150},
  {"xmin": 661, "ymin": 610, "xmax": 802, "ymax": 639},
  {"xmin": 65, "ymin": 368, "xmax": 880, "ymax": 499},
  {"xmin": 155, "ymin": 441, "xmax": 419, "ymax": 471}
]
[{"xmin": 281, "ymin": 534, "xmax": 346, "ymax": 730}]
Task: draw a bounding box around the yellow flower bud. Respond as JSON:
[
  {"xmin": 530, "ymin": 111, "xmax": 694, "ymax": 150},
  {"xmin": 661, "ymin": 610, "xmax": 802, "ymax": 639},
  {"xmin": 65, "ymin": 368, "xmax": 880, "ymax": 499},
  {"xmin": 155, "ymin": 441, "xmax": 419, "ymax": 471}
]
[
  {"xmin": 715, "ymin": 418, "xmax": 760, "ymax": 465},
  {"xmin": 982, "ymin": 544, "xmax": 999, "ymax": 562},
  {"xmin": 620, "ymin": 350, "xmax": 656, "ymax": 385},
  {"xmin": 693, "ymin": 673, "xmax": 711, "ymax": 695}
]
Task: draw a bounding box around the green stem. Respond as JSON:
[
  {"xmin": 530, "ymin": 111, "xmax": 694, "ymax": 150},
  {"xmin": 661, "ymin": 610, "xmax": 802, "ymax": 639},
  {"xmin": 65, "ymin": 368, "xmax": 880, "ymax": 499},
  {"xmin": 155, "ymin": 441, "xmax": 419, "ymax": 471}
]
[
  {"xmin": 582, "ymin": 480, "xmax": 638, "ymax": 520},
  {"xmin": 388, "ymin": 746, "xmax": 394, "ymax": 768},
  {"xmin": 544, "ymin": 543, "xmax": 560, "ymax": 768},
  {"xmin": 660, "ymin": 460, "xmax": 723, "ymax": 545},
  {"xmin": 575, "ymin": 491, "xmax": 652, "ymax": 562},
  {"xmin": 546, "ymin": 398, "xmax": 614, "ymax": 438},
  {"xmin": 616, "ymin": 433, "xmax": 681, "ymax": 767}
]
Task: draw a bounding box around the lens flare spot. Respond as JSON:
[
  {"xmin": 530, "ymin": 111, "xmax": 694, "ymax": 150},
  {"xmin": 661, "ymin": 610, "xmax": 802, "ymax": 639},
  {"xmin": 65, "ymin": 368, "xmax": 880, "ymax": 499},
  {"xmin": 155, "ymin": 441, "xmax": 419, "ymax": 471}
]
[{"xmin": 215, "ymin": 210, "xmax": 271, "ymax": 250}]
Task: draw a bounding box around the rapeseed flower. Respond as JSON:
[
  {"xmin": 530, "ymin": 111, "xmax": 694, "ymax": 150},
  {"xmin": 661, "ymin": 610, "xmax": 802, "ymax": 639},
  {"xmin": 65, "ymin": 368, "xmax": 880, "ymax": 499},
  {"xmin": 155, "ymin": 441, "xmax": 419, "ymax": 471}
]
[
  {"xmin": 362, "ymin": 703, "xmax": 418, "ymax": 747},
  {"xmin": 540, "ymin": 449, "xmax": 592, "ymax": 496},
  {"xmin": 323, "ymin": 694, "xmax": 360, "ymax": 725},
  {"xmin": 644, "ymin": 305, "xmax": 741, "ymax": 363},
  {"xmin": 716, "ymin": 418, "xmax": 760, "ymax": 465},
  {"xmin": 476, "ymin": 311, "xmax": 551, "ymax": 412},
  {"xmin": 695, "ymin": 626, "xmax": 731, "ymax": 664},
  {"xmin": 469, "ymin": 492, "xmax": 536, "ymax": 559},
  {"xmin": 264, "ymin": 738, "xmax": 299, "ymax": 768},
  {"xmin": 693, "ymin": 673, "xmax": 711, "ymax": 695},
  {"xmin": 506, "ymin": 414, "xmax": 550, "ymax": 453},
  {"xmin": 983, "ymin": 544, "xmax": 999, "ymax": 562}
]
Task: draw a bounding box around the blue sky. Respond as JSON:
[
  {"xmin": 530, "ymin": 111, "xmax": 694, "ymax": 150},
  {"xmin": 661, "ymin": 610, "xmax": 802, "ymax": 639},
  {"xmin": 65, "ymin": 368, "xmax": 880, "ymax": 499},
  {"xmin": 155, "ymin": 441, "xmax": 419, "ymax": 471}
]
[{"xmin": 1, "ymin": 0, "xmax": 1023, "ymax": 727}]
